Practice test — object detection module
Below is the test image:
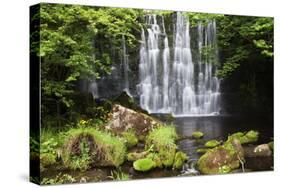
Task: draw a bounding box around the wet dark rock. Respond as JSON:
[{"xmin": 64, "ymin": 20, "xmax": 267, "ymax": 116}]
[{"xmin": 244, "ymin": 144, "xmax": 272, "ymax": 158}]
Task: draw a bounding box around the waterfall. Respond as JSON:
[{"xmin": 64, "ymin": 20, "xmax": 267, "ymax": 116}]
[
  {"xmin": 138, "ymin": 12, "xmax": 221, "ymax": 116},
  {"xmin": 121, "ymin": 34, "xmax": 130, "ymax": 95}
]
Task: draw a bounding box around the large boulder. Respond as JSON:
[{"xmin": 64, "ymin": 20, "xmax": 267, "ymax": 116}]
[
  {"xmin": 106, "ymin": 104, "xmax": 162, "ymax": 139},
  {"xmin": 197, "ymin": 139, "xmax": 244, "ymax": 174}
]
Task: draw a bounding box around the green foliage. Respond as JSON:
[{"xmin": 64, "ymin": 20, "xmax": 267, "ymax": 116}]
[
  {"xmin": 32, "ymin": 3, "xmax": 143, "ymax": 128},
  {"xmin": 69, "ymin": 137, "xmax": 92, "ymax": 171},
  {"xmin": 186, "ymin": 12, "xmax": 224, "ymax": 27},
  {"xmin": 122, "ymin": 129, "xmax": 138, "ymax": 148},
  {"xmin": 41, "ymin": 173, "xmax": 76, "ymax": 185},
  {"xmin": 109, "ymin": 168, "xmax": 130, "ymax": 181},
  {"xmin": 85, "ymin": 106, "xmax": 111, "ymax": 123},
  {"xmin": 133, "ymin": 158, "xmax": 156, "ymax": 172},
  {"xmin": 192, "ymin": 131, "xmax": 204, "ymax": 139},
  {"xmin": 216, "ymin": 15, "xmax": 273, "ymax": 78}
]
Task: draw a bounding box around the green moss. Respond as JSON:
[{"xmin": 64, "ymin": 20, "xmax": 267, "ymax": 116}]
[
  {"xmin": 205, "ymin": 140, "xmax": 221, "ymax": 148},
  {"xmin": 268, "ymin": 141, "xmax": 274, "ymax": 151},
  {"xmin": 147, "ymin": 153, "xmax": 163, "ymax": 168},
  {"xmin": 62, "ymin": 127, "xmax": 126, "ymax": 170},
  {"xmin": 122, "ymin": 130, "xmax": 138, "ymax": 148},
  {"xmin": 145, "ymin": 126, "xmax": 178, "ymax": 167},
  {"xmin": 227, "ymin": 130, "xmax": 259, "ymax": 144},
  {"xmin": 133, "ymin": 158, "xmax": 156, "ymax": 172},
  {"xmin": 196, "ymin": 148, "xmax": 210, "ymax": 154},
  {"xmin": 173, "ymin": 151, "xmax": 188, "ymax": 169},
  {"xmin": 192, "ymin": 131, "xmax": 204, "ymax": 139}
]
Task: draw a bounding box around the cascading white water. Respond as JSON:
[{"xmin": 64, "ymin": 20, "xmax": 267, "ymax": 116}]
[
  {"xmin": 138, "ymin": 12, "xmax": 221, "ymax": 116},
  {"xmin": 121, "ymin": 34, "xmax": 130, "ymax": 95}
]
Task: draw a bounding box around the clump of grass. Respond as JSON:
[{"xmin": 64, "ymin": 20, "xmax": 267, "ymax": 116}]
[
  {"xmin": 122, "ymin": 129, "xmax": 138, "ymax": 148},
  {"xmin": 145, "ymin": 125, "xmax": 178, "ymax": 167},
  {"xmin": 109, "ymin": 168, "xmax": 130, "ymax": 181},
  {"xmin": 62, "ymin": 127, "xmax": 126, "ymax": 171}
]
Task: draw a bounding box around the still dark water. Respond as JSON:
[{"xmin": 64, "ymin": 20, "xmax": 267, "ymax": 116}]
[
  {"xmin": 173, "ymin": 115, "xmax": 273, "ymax": 160},
  {"xmin": 42, "ymin": 115, "xmax": 273, "ymax": 183}
]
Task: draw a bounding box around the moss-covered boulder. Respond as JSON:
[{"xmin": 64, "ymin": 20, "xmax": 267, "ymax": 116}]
[
  {"xmin": 133, "ymin": 158, "xmax": 156, "ymax": 172},
  {"xmin": 145, "ymin": 126, "xmax": 178, "ymax": 167},
  {"xmin": 227, "ymin": 130, "xmax": 259, "ymax": 144},
  {"xmin": 62, "ymin": 128, "xmax": 126, "ymax": 170},
  {"xmin": 205, "ymin": 140, "xmax": 221, "ymax": 148},
  {"xmin": 173, "ymin": 151, "xmax": 188, "ymax": 169},
  {"xmin": 197, "ymin": 138, "xmax": 244, "ymax": 174},
  {"xmin": 192, "ymin": 131, "xmax": 204, "ymax": 139},
  {"xmin": 106, "ymin": 104, "xmax": 162, "ymax": 140}
]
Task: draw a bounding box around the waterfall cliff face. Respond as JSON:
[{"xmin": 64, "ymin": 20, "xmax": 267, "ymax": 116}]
[{"xmin": 138, "ymin": 12, "xmax": 221, "ymax": 116}]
